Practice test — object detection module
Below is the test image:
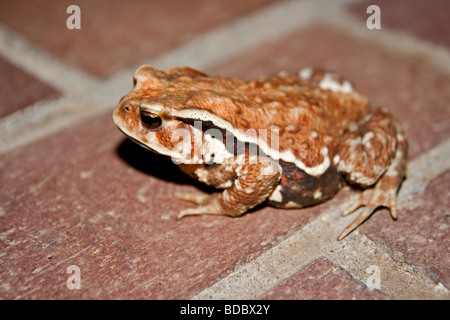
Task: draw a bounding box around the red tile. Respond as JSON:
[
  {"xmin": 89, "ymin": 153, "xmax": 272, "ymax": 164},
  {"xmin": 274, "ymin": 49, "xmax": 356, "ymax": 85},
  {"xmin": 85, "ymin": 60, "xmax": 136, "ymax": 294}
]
[
  {"xmin": 348, "ymin": 0, "xmax": 450, "ymax": 49},
  {"xmin": 0, "ymin": 57, "xmax": 60, "ymax": 118},
  {"xmin": 0, "ymin": 111, "xmax": 345, "ymax": 299},
  {"xmin": 361, "ymin": 170, "xmax": 450, "ymax": 287},
  {"xmin": 259, "ymin": 258, "xmax": 388, "ymax": 299},
  {"xmin": 209, "ymin": 26, "xmax": 450, "ymax": 160},
  {"xmin": 0, "ymin": 0, "xmax": 278, "ymax": 77}
]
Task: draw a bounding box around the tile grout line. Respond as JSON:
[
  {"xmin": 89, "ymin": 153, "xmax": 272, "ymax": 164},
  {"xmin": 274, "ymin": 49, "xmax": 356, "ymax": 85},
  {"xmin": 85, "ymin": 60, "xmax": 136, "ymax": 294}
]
[
  {"xmin": 145, "ymin": 0, "xmax": 360, "ymax": 71},
  {"xmin": 0, "ymin": 95, "xmax": 102, "ymax": 154},
  {"xmin": 0, "ymin": 23, "xmax": 99, "ymax": 95},
  {"xmin": 324, "ymin": 234, "xmax": 450, "ymax": 299},
  {"xmin": 191, "ymin": 138, "xmax": 450, "ymax": 299},
  {"xmin": 0, "ymin": 0, "xmax": 357, "ymax": 154},
  {"xmin": 327, "ymin": 11, "xmax": 450, "ymax": 75}
]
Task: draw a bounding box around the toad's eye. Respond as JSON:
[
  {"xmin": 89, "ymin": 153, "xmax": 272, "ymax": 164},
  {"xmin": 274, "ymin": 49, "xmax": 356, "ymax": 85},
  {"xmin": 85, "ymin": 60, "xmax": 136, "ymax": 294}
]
[{"xmin": 140, "ymin": 110, "xmax": 162, "ymax": 130}]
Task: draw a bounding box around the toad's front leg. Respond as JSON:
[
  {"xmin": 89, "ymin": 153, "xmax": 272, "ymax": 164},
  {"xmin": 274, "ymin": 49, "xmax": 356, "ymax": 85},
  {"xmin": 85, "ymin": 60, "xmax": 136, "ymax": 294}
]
[{"xmin": 175, "ymin": 155, "xmax": 281, "ymax": 219}]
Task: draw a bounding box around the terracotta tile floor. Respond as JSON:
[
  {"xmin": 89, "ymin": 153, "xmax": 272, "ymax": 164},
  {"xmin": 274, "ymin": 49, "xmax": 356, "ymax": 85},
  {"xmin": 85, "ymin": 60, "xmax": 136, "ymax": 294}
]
[
  {"xmin": 0, "ymin": 57, "xmax": 60, "ymax": 117},
  {"xmin": 349, "ymin": 0, "xmax": 450, "ymax": 49},
  {"xmin": 0, "ymin": 0, "xmax": 277, "ymax": 77},
  {"xmin": 0, "ymin": 0, "xmax": 449, "ymax": 300}
]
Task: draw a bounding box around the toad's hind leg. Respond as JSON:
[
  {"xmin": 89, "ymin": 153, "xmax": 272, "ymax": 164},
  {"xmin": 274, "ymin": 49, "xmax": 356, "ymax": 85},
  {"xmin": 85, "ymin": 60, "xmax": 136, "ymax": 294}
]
[{"xmin": 337, "ymin": 108, "xmax": 408, "ymax": 240}]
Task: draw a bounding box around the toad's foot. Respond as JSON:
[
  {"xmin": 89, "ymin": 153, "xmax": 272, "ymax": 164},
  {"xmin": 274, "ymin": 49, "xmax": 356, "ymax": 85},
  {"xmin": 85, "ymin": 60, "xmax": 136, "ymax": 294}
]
[
  {"xmin": 174, "ymin": 191, "xmax": 224, "ymax": 219},
  {"xmin": 337, "ymin": 183, "xmax": 398, "ymax": 241},
  {"xmin": 336, "ymin": 107, "xmax": 407, "ymax": 241},
  {"xmin": 337, "ymin": 141, "xmax": 406, "ymax": 240}
]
